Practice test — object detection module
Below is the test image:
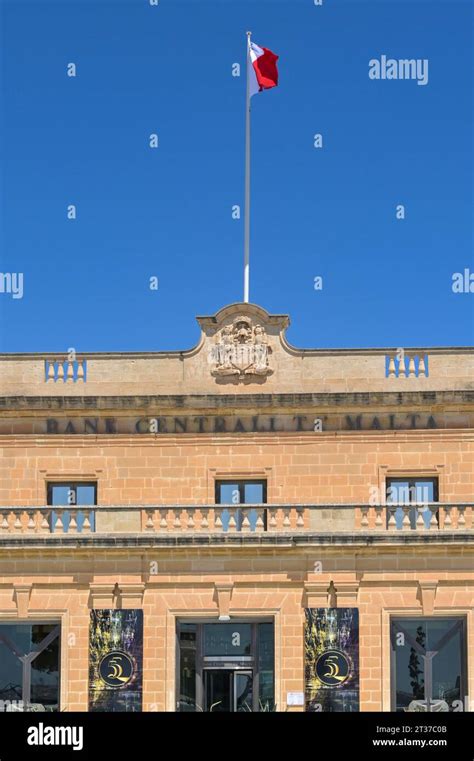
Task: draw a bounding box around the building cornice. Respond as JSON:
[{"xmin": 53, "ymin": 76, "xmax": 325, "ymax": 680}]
[
  {"xmin": 0, "ymin": 532, "xmax": 473, "ymax": 551},
  {"xmin": 1, "ymin": 346, "xmax": 473, "ymax": 360},
  {"xmin": 1, "ymin": 389, "xmax": 473, "ymax": 412}
]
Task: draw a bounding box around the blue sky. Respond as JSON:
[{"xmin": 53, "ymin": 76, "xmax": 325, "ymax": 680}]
[{"xmin": 0, "ymin": 0, "xmax": 472, "ymax": 353}]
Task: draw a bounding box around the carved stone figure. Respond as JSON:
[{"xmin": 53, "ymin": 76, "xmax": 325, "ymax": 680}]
[
  {"xmin": 234, "ymin": 317, "xmax": 253, "ymax": 344},
  {"xmin": 210, "ymin": 317, "xmax": 272, "ymax": 379}
]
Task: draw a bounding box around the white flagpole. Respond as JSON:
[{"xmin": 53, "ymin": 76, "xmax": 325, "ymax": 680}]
[{"xmin": 244, "ymin": 31, "xmax": 252, "ymax": 303}]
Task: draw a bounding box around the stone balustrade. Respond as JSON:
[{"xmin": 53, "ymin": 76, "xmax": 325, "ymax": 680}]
[
  {"xmin": 0, "ymin": 504, "xmax": 472, "ymax": 536},
  {"xmin": 143, "ymin": 505, "xmax": 307, "ymax": 533},
  {"xmin": 45, "ymin": 358, "xmax": 87, "ymax": 382},
  {"xmin": 356, "ymin": 504, "xmax": 472, "ymax": 531},
  {"xmin": 0, "ymin": 507, "xmax": 93, "ymax": 534},
  {"xmin": 386, "ymin": 352, "xmax": 428, "ymax": 378}
]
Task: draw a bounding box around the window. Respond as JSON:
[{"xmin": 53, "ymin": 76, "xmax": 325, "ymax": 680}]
[
  {"xmin": 215, "ymin": 481, "xmax": 267, "ymax": 505},
  {"xmin": 0, "ymin": 623, "xmax": 60, "ymax": 712},
  {"xmin": 390, "ymin": 617, "xmax": 467, "ymax": 712},
  {"xmin": 47, "ymin": 482, "xmax": 96, "ymax": 533},
  {"xmin": 215, "ymin": 480, "xmax": 266, "ymax": 532},
  {"xmin": 386, "ymin": 477, "xmax": 438, "ymax": 530}
]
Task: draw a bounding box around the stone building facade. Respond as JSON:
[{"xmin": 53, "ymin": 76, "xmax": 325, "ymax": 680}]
[{"xmin": 0, "ymin": 303, "xmax": 473, "ymax": 713}]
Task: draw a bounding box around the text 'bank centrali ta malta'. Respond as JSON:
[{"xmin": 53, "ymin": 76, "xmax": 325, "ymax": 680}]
[{"xmin": 0, "ymin": 302, "xmax": 473, "ymax": 714}]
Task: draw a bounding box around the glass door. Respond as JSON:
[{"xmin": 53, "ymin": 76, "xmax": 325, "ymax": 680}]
[
  {"xmin": 176, "ymin": 620, "xmax": 274, "ymax": 712},
  {"xmin": 234, "ymin": 671, "xmax": 253, "ymax": 712},
  {"xmin": 204, "ymin": 670, "xmax": 232, "ymax": 712},
  {"xmin": 204, "ymin": 669, "xmax": 253, "ymax": 712}
]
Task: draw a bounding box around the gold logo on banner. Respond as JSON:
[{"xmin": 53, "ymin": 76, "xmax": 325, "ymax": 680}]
[
  {"xmin": 99, "ymin": 651, "xmax": 134, "ymax": 688},
  {"xmin": 315, "ymin": 650, "xmax": 350, "ymax": 687}
]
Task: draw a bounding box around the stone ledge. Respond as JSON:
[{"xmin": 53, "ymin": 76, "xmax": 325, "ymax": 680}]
[
  {"xmin": 0, "ymin": 531, "xmax": 473, "ymax": 550},
  {"xmin": 1, "ymin": 389, "xmax": 474, "ymax": 411}
]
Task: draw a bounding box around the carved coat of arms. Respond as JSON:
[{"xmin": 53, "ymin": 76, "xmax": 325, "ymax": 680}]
[{"xmin": 209, "ymin": 316, "xmax": 272, "ymax": 378}]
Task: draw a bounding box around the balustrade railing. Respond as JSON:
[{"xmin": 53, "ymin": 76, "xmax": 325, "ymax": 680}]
[
  {"xmin": 44, "ymin": 358, "xmax": 87, "ymax": 382},
  {"xmin": 0, "ymin": 507, "xmax": 93, "ymax": 534},
  {"xmin": 0, "ymin": 504, "xmax": 471, "ymax": 536},
  {"xmin": 143, "ymin": 505, "xmax": 307, "ymax": 533},
  {"xmin": 385, "ymin": 352, "xmax": 429, "ymax": 378}
]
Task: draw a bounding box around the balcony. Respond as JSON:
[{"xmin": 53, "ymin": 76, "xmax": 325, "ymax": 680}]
[{"xmin": 0, "ymin": 503, "xmax": 473, "ymax": 539}]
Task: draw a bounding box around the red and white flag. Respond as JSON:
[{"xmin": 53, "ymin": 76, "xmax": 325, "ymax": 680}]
[{"xmin": 248, "ymin": 39, "xmax": 279, "ymax": 97}]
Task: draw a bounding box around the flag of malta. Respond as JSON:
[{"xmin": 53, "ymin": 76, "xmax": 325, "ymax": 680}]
[{"xmin": 248, "ymin": 40, "xmax": 279, "ymax": 97}]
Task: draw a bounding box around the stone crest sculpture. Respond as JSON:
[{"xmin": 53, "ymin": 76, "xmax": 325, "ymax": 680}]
[{"xmin": 209, "ymin": 316, "xmax": 272, "ymax": 379}]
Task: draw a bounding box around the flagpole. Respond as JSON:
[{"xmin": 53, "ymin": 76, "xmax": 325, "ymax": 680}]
[{"xmin": 244, "ymin": 31, "xmax": 251, "ymax": 303}]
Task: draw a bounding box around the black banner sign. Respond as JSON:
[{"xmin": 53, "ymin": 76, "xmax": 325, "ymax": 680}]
[
  {"xmin": 305, "ymin": 608, "xmax": 359, "ymax": 712},
  {"xmin": 89, "ymin": 610, "xmax": 143, "ymax": 712}
]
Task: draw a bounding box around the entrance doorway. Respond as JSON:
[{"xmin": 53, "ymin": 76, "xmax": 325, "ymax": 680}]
[{"xmin": 177, "ymin": 621, "xmax": 274, "ymax": 712}]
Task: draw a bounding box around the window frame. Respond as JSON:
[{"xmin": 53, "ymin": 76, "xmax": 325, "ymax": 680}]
[
  {"xmin": 214, "ymin": 480, "xmax": 267, "ymax": 505},
  {"xmin": 47, "ymin": 482, "xmax": 97, "ymax": 506},
  {"xmin": 386, "ymin": 477, "xmax": 439, "ymax": 530},
  {"xmin": 46, "ymin": 482, "xmax": 97, "ymax": 533},
  {"xmin": 386, "ymin": 477, "xmax": 439, "ymax": 504},
  {"xmin": 389, "ymin": 615, "xmax": 468, "ymax": 712},
  {"xmin": 0, "ymin": 621, "xmax": 61, "ymax": 711}
]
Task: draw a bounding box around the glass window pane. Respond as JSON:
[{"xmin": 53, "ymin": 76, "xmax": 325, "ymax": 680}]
[
  {"xmin": 414, "ymin": 481, "xmax": 435, "ymax": 504},
  {"xmin": 391, "ymin": 618, "xmax": 465, "ymax": 712},
  {"xmin": 387, "ymin": 480, "xmax": 409, "ymax": 504},
  {"xmin": 244, "ymin": 483, "xmax": 264, "ymax": 504},
  {"xmin": 258, "ymin": 623, "xmax": 275, "ymax": 711},
  {"xmin": 203, "ymin": 624, "xmax": 252, "ymax": 656},
  {"xmin": 49, "ymin": 485, "xmax": 70, "ymax": 505},
  {"xmin": 391, "ymin": 620, "xmax": 426, "ymax": 711},
  {"xmin": 0, "ymin": 626, "xmax": 24, "ymax": 706},
  {"xmin": 432, "ymin": 630, "xmax": 462, "ymax": 706},
  {"xmin": 217, "ymin": 484, "xmax": 240, "ymax": 505},
  {"xmin": 205, "ymin": 671, "xmax": 231, "ymax": 712},
  {"xmin": 235, "ymin": 672, "xmax": 253, "ymax": 712},
  {"xmin": 387, "ymin": 481, "xmax": 411, "ymax": 529},
  {"xmin": 0, "ymin": 624, "xmax": 60, "ymax": 712},
  {"xmin": 30, "ymin": 625, "xmax": 60, "ymax": 711},
  {"xmin": 178, "ymin": 624, "xmax": 196, "ymax": 712},
  {"xmin": 76, "ymin": 485, "xmax": 96, "ymax": 505}
]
